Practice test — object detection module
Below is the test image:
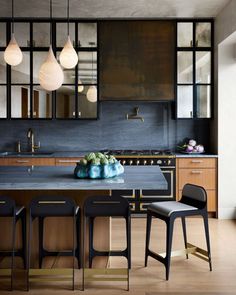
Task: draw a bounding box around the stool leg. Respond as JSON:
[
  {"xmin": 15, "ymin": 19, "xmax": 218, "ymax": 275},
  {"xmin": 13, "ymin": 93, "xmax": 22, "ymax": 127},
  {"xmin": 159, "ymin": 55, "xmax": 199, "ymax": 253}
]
[
  {"xmin": 88, "ymin": 217, "xmax": 94, "ymax": 268},
  {"xmin": 27, "ymin": 214, "xmax": 33, "ymax": 292},
  {"xmin": 145, "ymin": 211, "xmax": 152, "ymax": 267},
  {"xmin": 21, "ymin": 210, "xmax": 27, "ymax": 269},
  {"xmin": 10, "ymin": 215, "xmax": 16, "ymax": 291},
  {"xmin": 181, "ymin": 217, "xmax": 188, "ymax": 259},
  {"xmin": 126, "ymin": 215, "xmax": 131, "ymax": 269},
  {"xmin": 76, "ymin": 210, "xmax": 81, "ymax": 269},
  {"xmin": 165, "ymin": 218, "xmax": 174, "ymax": 281},
  {"xmin": 38, "ymin": 217, "xmax": 44, "ymax": 269},
  {"xmin": 202, "ymin": 213, "xmax": 212, "ymax": 271}
]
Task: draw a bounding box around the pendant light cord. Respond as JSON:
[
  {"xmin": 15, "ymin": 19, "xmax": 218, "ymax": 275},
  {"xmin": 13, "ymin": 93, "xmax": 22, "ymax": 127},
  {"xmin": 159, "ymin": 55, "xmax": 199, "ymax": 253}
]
[
  {"xmin": 50, "ymin": 0, "xmax": 52, "ymax": 44},
  {"xmin": 11, "ymin": 0, "xmax": 14, "ymax": 34},
  {"xmin": 67, "ymin": 0, "xmax": 69, "ymax": 36}
]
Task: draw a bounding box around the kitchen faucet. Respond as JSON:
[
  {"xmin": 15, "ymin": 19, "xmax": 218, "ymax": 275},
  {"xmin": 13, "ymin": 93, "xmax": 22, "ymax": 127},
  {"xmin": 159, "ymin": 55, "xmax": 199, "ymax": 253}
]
[{"xmin": 27, "ymin": 128, "xmax": 40, "ymax": 153}]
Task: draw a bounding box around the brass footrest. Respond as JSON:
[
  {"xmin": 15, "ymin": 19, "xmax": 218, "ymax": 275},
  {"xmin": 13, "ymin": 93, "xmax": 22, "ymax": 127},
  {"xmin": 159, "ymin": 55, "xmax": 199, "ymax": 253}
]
[
  {"xmin": 0, "ymin": 269, "xmax": 12, "ymax": 279},
  {"xmin": 159, "ymin": 242, "xmax": 210, "ymax": 262},
  {"xmin": 29, "ymin": 268, "xmax": 73, "ymax": 282},
  {"xmin": 84, "ymin": 268, "xmax": 128, "ymax": 282}
]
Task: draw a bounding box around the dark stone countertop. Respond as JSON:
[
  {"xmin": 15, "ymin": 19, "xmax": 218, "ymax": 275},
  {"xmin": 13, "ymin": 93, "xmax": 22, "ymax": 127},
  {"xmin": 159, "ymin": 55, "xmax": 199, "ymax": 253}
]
[
  {"xmin": 0, "ymin": 151, "xmax": 218, "ymax": 158},
  {"xmin": 0, "ymin": 166, "xmax": 167, "ymax": 191}
]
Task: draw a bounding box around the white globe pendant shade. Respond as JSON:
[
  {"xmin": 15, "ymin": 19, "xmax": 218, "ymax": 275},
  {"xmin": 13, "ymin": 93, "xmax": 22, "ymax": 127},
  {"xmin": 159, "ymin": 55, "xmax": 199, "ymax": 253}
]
[
  {"xmin": 4, "ymin": 34, "xmax": 23, "ymax": 66},
  {"xmin": 59, "ymin": 36, "xmax": 78, "ymax": 69},
  {"xmin": 78, "ymin": 79, "xmax": 84, "ymax": 93},
  {"xmin": 39, "ymin": 46, "xmax": 64, "ymax": 91},
  {"xmin": 86, "ymin": 85, "xmax": 97, "ymax": 103}
]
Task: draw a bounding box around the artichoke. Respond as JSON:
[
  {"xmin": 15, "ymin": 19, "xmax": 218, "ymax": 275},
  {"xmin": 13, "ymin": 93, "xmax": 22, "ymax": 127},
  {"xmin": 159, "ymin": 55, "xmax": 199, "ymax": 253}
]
[
  {"xmin": 91, "ymin": 158, "xmax": 101, "ymax": 165},
  {"xmin": 85, "ymin": 152, "xmax": 96, "ymax": 162},
  {"xmin": 80, "ymin": 158, "xmax": 88, "ymax": 166},
  {"xmin": 101, "ymin": 158, "xmax": 109, "ymax": 165}
]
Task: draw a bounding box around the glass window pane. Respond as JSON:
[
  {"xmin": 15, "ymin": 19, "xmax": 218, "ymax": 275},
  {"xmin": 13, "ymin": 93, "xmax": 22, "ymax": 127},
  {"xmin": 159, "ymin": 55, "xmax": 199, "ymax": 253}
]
[
  {"xmin": 0, "ymin": 52, "xmax": 6, "ymax": 83},
  {"xmin": 78, "ymin": 85, "xmax": 97, "ymax": 118},
  {"xmin": 56, "ymin": 85, "xmax": 75, "ymax": 118},
  {"xmin": 78, "ymin": 23, "xmax": 97, "ymax": 48},
  {"xmin": 14, "ymin": 23, "xmax": 30, "ymax": 47},
  {"xmin": 0, "ymin": 86, "xmax": 7, "ymax": 118},
  {"xmin": 33, "ymin": 23, "xmax": 50, "ymax": 47},
  {"xmin": 11, "ymin": 52, "xmax": 30, "ymax": 83},
  {"xmin": 56, "ymin": 52, "xmax": 75, "ymax": 84},
  {"xmin": 78, "ymin": 52, "xmax": 97, "ymax": 84},
  {"xmin": 56, "ymin": 23, "xmax": 75, "ymax": 47},
  {"xmin": 177, "ymin": 23, "xmax": 193, "ymax": 47},
  {"xmin": 11, "ymin": 86, "xmax": 30, "ymax": 118},
  {"xmin": 196, "ymin": 51, "xmax": 211, "ymax": 83},
  {"xmin": 196, "ymin": 85, "xmax": 211, "ymax": 118},
  {"xmin": 196, "ymin": 22, "xmax": 211, "ymax": 47},
  {"xmin": 33, "ymin": 86, "xmax": 52, "ymax": 118},
  {"xmin": 177, "ymin": 52, "xmax": 193, "ymax": 84},
  {"xmin": 33, "ymin": 52, "xmax": 48, "ymax": 83},
  {"xmin": 0, "ymin": 23, "xmax": 6, "ymax": 46},
  {"xmin": 177, "ymin": 86, "xmax": 193, "ymax": 118}
]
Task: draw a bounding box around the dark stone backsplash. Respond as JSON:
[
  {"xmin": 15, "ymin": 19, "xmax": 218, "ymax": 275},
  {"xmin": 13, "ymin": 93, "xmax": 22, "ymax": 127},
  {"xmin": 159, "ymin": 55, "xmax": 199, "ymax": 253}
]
[{"xmin": 0, "ymin": 102, "xmax": 211, "ymax": 152}]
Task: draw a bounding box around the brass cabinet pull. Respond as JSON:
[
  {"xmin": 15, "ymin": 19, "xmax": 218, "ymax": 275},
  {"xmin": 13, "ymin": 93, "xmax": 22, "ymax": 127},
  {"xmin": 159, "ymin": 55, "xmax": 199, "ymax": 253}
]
[
  {"xmin": 191, "ymin": 160, "xmax": 203, "ymax": 163},
  {"xmin": 191, "ymin": 170, "xmax": 203, "ymax": 174},
  {"xmin": 57, "ymin": 160, "xmax": 78, "ymax": 163},
  {"xmin": 16, "ymin": 160, "xmax": 30, "ymax": 163}
]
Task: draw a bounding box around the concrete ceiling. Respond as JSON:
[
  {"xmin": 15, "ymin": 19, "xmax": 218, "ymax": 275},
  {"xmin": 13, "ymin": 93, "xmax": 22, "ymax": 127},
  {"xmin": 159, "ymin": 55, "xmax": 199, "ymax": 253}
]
[{"xmin": 0, "ymin": 0, "xmax": 231, "ymax": 18}]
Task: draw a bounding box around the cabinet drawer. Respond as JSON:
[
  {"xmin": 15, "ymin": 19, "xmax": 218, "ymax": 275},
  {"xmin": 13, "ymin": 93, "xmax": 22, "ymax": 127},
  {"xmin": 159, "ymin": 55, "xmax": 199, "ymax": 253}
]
[
  {"xmin": 178, "ymin": 158, "xmax": 216, "ymax": 169},
  {"xmin": 179, "ymin": 190, "xmax": 216, "ymax": 212},
  {"xmin": 55, "ymin": 158, "xmax": 82, "ymax": 166},
  {"xmin": 0, "ymin": 158, "xmax": 55, "ymax": 166},
  {"xmin": 178, "ymin": 168, "xmax": 216, "ymax": 190}
]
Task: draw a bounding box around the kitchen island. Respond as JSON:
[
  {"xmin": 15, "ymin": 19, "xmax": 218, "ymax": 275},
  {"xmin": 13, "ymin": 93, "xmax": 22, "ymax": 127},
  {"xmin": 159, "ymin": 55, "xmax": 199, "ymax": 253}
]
[{"xmin": 0, "ymin": 166, "xmax": 167, "ymax": 268}]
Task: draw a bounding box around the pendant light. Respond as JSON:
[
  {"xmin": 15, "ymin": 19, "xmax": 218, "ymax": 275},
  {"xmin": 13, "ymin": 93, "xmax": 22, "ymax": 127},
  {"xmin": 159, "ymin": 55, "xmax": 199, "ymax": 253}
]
[
  {"xmin": 59, "ymin": 0, "xmax": 78, "ymax": 69},
  {"xmin": 78, "ymin": 80, "xmax": 84, "ymax": 93},
  {"xmin": 4, "ymin": 0, "xmax": 23, "ymax": 66},
  {"xmin": 86, "ymin": 50, "xmax": 97, "ymax": 103},
  {"xmin": 39, "ymin": 0, "xmax": 64, "ymax": 91}
]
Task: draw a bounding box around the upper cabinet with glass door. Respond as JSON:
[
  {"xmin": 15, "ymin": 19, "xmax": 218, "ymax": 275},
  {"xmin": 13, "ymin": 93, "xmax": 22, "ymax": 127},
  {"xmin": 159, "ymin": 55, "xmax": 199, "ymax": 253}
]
[{"xmin": 176, "ymin": 21, "xmax": 213, "ymax": 119}]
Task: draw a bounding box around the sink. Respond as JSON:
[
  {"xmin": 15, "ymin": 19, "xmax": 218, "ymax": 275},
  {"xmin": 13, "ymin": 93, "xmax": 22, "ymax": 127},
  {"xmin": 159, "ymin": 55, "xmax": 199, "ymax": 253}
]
[{"xmin": 0, "ymin": 151, "xmax": 54, "ymax": 156}]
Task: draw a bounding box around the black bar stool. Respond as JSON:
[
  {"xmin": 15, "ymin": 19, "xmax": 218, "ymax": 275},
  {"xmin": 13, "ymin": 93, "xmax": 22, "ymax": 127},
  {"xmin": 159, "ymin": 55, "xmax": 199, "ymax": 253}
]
[
  {"xmin": 145, "ymin": 183, "xmax": 212, "ymax": 280},
  {"xmin": 0, "ymin": 196, "xmax": 26, "ymax": 291},
  {"xmin": 27, "ymin": 196, "xmax": 80, "ymax": 291},
  {"xmin": 83, "ymin": 195, "xmax": 131, "ymax": 290}
]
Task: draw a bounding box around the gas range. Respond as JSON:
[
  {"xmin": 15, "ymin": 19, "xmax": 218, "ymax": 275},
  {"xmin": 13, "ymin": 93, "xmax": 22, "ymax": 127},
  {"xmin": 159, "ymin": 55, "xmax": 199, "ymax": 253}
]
[
  {"xmin": 101, "ymin": 149, "xmax": 176, "ymax": 167},
  {"xmin": 107, "ymin": 149, "xmax": 176, "ymax": 213}
]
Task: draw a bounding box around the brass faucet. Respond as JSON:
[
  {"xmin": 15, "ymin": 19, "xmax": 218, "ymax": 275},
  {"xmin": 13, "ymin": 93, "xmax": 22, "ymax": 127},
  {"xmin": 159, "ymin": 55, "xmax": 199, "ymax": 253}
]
[
  {"xmin": 126, "ymin": 107, "xmax": 144, "ymax": 122},
  {"xmin": 27, "ymin": 128, "xmax": 40, "ymax": 153}
]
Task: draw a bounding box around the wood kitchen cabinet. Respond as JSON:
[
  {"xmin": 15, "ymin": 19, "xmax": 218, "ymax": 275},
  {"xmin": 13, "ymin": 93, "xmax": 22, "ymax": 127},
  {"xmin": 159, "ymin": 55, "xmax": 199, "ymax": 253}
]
[
  {"xmin": 176, "ymin": 157, "xmax": 217, "ymax": 213},
  {"xmin": 0, "ymin": 157, "xmax": 55, "ymax": 166}
]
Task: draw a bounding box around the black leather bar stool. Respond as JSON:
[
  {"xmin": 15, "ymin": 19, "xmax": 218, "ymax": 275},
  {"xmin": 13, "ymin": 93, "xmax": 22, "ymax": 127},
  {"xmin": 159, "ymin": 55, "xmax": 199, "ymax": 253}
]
[
  {"xmin": 0, "ymin": 196, "xmax": 26, "ymax": 291},
  {"xmin": 145, "ymin": 184, "xmax": 212, "ymax": 280},
  {"xmin": 27, "ymin": 196, "xmax": 80, "ymax": 291},
  {"xmin": 83, "ymin": 195, "xmax": 131, "ymax": 290}
]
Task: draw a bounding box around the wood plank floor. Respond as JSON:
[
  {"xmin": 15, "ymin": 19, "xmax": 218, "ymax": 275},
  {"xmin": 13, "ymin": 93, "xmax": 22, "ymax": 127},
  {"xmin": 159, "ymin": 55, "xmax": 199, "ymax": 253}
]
[{"xmin": 1, "ymin": 217, "xmax": 236, "ymax": 294}]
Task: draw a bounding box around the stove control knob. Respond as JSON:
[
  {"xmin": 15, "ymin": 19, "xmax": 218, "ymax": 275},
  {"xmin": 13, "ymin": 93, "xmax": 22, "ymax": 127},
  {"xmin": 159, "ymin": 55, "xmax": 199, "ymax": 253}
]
[
  {"xmin": 129, "ymin": 160, "xmax": 133, "ymax": 165},
  {"xmin": 136, "ymin": 160, "xmax": 140, "ymax": 165},
  {"xmin": 122, "ymin": 160, "xmax": 126, "ymax": 165},
  {"xmin": 143, "ymin": 160, "xmax": 147, "ymax": 165},
  {"xmin": 157, "ymin": 159, "xmax": 162, "ymax": 165},
  {"xmin": 150, "ymin": 160, "xmax": 154, "ymax": 165}
]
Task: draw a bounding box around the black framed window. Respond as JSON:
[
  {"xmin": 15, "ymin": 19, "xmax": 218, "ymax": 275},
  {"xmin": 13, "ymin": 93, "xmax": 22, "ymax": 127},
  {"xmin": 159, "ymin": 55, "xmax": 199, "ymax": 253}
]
[
  {"xmin": 176, "ymin": 20, "xmax": 213, "ymax": 119},
  {"xmin": 0, "ymin": 19, "xmax": 98, "ymax": 120}
]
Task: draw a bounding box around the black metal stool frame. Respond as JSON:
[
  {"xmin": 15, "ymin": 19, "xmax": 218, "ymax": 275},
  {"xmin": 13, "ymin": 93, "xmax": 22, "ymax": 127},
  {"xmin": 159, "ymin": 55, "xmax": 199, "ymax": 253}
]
[
  {"xmin": 0, "ymin": 196, "xmax": 26, "ymax": 291},
  {"xmin": 145, "ymin": 184, "xmax": 212, "ymax": 281},
  {"xmin": 82, "ymin": 195, "xmax": 131, "ymax": 291},
  {"xmin": 27, "ymin": 196, "xmax": 80, "ymax": 291}
]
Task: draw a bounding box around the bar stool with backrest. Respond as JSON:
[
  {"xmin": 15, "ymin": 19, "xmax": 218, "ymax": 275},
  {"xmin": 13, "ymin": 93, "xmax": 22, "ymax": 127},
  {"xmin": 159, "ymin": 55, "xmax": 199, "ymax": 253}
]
[
  {"xmin": 27, "ymin": 195, "xmax": 80, "ymax": 291},
  {"xmin": 145, "ymin": 183, "xmax": 212, "ymax": 280},
  {"xmin": 0, "ymin": 196, "xmax": 26, "ymax": 291},
  {"xmin": 83, "ymin": 195, "xmax": 131, "ymax": 290}
]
